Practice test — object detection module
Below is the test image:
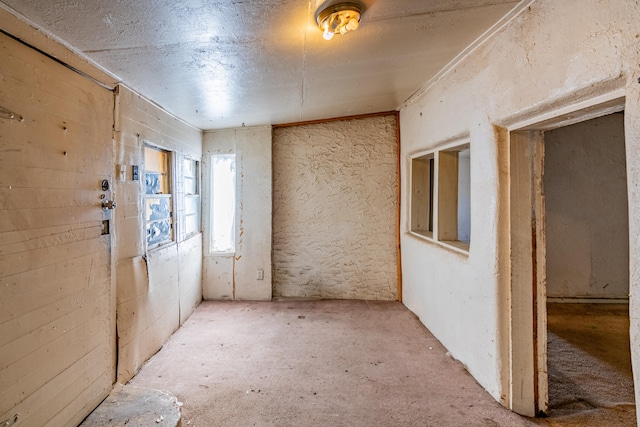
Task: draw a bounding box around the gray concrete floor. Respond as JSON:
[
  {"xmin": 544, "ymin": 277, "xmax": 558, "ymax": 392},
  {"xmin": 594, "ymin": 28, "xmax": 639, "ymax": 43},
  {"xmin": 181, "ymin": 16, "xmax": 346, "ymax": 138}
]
[
  {"xmin": 127, "ymin": 300, "xmax": 636, "ymax": 426},
  {"xmin": 80, "ymin": 384, "xmax": 181, "ymax": 427}
]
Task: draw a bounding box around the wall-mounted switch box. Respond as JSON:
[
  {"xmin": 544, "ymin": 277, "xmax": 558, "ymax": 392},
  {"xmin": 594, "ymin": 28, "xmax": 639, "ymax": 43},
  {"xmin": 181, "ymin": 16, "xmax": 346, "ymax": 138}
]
[
  {"xmin": 101, "ymin": 220, "xmax": 110, "ymax": 235},
  {"xmin": 117, "ymin": 164, "xmax": 127, "ymax": 181},
  {"xmin": 132, "ymin": 165, "xmax": 139, "ymax": 181}
]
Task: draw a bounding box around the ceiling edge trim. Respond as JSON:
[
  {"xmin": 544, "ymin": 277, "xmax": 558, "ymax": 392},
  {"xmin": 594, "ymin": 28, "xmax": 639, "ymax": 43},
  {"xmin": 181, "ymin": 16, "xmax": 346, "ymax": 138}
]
[
  {"xmin": 397, "ymin": 0, "xmax": 536, "ymax": 111},
  {"xmin": 117, "ymin": 83, "xmax": 204, "ymax": 133},
  {"xmin": 273, "ymin": 110, "xmax": 398, "ymax": 128}
]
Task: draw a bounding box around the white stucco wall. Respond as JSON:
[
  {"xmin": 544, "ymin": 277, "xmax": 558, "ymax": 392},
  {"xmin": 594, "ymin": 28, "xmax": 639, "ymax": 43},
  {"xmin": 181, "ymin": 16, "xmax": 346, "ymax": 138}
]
[
  {"xmin": 202, "ymin": 126, "xmax": 272, "ymax": 301},
  {"xmin": 399, "ymin": 0, "xmax": 640, "ymax": 412},
  {"xmin": 272, "ymin": 115, "xmax": 398, "ymax": 301},
  {"xmin": 544, "ymin": 113, "xmax": 629, "ymax": 300}
]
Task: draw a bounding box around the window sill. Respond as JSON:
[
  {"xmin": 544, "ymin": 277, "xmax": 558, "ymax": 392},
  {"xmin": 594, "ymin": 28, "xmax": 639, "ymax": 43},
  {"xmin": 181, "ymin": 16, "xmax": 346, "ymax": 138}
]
[
  {"xmin": 411, "ymin": 230, "xmax": 433, "ymax": 240},
  {"xmin": 146, "ymin": 240, "xmax": 177, "ymax": 253},
  {"xmin": 408, "ymin": 231, "xmax": 470, "ymax": 256},
  {"xmin": 438, "ymin": 239, "xmax": 470, "ymax": 254},
  {"xmin": 206, "ymin": 251, "xmax": 235, "ymax": 257}
]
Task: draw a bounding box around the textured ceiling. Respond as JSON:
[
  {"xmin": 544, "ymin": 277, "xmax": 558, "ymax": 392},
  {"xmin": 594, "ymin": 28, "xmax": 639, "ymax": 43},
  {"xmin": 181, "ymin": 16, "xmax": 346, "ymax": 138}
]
[{"xmin": 0, "ymin": 0, "xmax": 522, "ymax": 129}]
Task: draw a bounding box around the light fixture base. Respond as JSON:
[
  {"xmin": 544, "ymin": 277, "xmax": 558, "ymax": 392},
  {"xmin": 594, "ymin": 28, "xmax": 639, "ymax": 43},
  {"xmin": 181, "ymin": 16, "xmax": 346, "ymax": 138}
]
[{"xmin": 316, "ymin": 2, "xmax": 364, "ymax": 40}]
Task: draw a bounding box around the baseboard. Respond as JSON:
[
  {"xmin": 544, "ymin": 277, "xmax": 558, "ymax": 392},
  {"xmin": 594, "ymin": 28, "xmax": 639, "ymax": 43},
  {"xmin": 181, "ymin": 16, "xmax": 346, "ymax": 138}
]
[{"xmin": 547, "ymin": 297, "xmax": 629, "ymax": 304}]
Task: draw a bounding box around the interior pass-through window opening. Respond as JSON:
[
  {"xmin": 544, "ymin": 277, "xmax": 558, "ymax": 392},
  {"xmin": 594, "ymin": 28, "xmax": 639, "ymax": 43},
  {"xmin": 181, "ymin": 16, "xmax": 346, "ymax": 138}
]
[
  {"xmin": 210, "ymin": 153, "xmax": 236, "ymax": 253},
  {"xmin": 409, "ymin": 143, "xmax": 470, "ymax": 253}
]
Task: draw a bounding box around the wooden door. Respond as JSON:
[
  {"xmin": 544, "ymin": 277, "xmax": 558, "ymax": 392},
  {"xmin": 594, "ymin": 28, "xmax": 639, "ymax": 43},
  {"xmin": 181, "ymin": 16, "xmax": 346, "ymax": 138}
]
[{"xmin": 0, "ymin": 31, "xmax": 115, "ymax": 426}]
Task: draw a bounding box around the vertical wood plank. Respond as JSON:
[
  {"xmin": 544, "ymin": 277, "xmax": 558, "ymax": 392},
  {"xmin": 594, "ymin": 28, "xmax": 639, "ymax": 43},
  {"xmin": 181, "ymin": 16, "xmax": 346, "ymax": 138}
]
[
  {"xmin": 508, "ymin": 131, "xmax": 536, "ymax": 417},
  {"xmin": 437, "ymin": 151, "xmax": 459, "ymax": 241},
  {"xmin": 532, "ymin": 132, "xmax": 548, "ymax": 414}
]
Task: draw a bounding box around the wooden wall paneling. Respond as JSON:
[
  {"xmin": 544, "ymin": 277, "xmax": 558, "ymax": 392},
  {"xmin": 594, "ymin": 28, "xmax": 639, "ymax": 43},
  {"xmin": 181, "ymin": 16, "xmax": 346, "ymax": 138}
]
[
  {"xmin": 0, "ymin": 30, "xmax": 115, "ymax": 426},
  {"xmin": 178, "ymin": 235, "xmax": 203, "ymax": 324},
  {"xmin": 114, "ymin": 85, "xmax": 202, "ymax": 383}
]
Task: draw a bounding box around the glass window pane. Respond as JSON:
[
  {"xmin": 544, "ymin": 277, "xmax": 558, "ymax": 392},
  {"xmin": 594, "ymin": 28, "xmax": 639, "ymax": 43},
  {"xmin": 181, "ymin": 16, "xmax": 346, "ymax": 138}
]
[
  {"xmin": 185, "ymin": 214, "xmax": 199, "ymax": 236},
  {"xmin": 211, "ymin": 154, "xmax": 236, "ymax": 252},
  {"xmin": 147, "ymin": 219, "xmax": 172, "ymax": 246},
  {"xmin": 146, "ymin": 197, "xmax": 172, "ymax": 222},
  {"xmin": 183, "ymin": 158, "xmax": 198, "ymax": 195},
  {"xmin": 184, "ymin": 177, "xmax": 197, "ymax": 195},
  {"xmin": 185, "ymin": 195, "xmax": 199, "ymax": 216}
]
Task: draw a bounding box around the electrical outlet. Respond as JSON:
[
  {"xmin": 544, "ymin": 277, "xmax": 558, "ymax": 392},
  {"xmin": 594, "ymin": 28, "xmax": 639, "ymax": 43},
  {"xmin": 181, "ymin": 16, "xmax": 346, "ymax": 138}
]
[
  {"xmin": 256, "ymin": 269, "xmax": 264, "ymax": 280},
  {"xmin": 117, "ymin": 164, "xmax": 127, "ymax": 181}
]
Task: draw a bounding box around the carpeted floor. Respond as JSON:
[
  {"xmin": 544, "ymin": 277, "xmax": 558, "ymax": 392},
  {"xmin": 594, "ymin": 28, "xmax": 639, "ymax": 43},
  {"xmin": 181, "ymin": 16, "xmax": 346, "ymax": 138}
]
[
  {"xmin": 128, "ymin": 300, "xmax": 636, "ymax": 426},
  {"xmin": 129, "ymin": 300, "xmax": 536, "ymax": 426},
  {"xmin": 543, "ymin": 303, "xmax": 636, "ymax": 426}
]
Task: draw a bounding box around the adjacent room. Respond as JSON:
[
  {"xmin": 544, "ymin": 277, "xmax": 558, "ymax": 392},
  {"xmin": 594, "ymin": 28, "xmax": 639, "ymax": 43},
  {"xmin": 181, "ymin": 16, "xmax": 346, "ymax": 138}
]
[{"xmin": 1, "ymin": 1, "xmax": 639, "ymax": 426}]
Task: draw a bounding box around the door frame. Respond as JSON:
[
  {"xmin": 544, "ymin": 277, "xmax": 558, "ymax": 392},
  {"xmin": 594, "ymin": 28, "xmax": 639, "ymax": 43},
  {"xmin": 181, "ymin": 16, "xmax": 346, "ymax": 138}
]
[{"xmin": 506, "ymin": 90, "xmax": 626, "ymax": 416}]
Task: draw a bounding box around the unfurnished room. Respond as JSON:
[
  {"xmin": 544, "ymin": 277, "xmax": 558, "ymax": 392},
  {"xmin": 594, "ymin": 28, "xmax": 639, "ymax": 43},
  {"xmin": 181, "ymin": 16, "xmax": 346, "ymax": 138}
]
[{"xmin": 1, "ymin": 1, "xmax": 640, "ymax": 426}]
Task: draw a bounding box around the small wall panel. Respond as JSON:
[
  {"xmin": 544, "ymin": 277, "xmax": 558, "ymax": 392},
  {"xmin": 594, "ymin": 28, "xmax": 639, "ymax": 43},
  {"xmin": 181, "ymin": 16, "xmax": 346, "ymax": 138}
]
[{"xmin": 114, "ymin": 85, "xmax": 203, "ymax": 383}]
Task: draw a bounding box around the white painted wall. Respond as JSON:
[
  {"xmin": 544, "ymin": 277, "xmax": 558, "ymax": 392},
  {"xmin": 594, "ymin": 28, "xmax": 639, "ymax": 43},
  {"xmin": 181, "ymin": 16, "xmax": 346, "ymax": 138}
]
[
  {"xmin": 114, "ymin": 85, "xmax": 203, "ymax": 382},
  {"xmin": 202, "ymin": 126, "xmax": 272, "ymax": 301},
  {"xmin": 544, "ymin": 113, "xmax": 628, "ymax": 300},
  {"xmin": 399, "ymin": 0, "xmax": 640, "ymax": 413},
  {"xmin": 272, "ymin": 115, "xmax": 399, "ymax": 300}
]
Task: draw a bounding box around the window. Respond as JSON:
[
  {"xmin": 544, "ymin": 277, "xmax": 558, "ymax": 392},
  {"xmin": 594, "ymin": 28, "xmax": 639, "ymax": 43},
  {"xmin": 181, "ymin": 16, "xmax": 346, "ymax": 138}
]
[
  {"xmin": 145, "ymin": 146, "xmax": 173, "ymax": 248},
  {"xmin": 210, "ymin": 154, "xmax": 236, "ymax": 253},
  {"xmin": 183, "ymin": 158, "xmax": 200, "ymax": 236},
  {"xmin": 409, "ymin": 144, "xmax": 470, "ymax": 252}
]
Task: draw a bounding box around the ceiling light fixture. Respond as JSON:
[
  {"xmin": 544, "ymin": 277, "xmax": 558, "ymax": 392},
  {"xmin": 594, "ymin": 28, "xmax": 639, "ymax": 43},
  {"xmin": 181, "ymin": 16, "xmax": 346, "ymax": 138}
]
[{"xmin": 316, "ymin": 2, "xmax": 364, "ymax": 41}]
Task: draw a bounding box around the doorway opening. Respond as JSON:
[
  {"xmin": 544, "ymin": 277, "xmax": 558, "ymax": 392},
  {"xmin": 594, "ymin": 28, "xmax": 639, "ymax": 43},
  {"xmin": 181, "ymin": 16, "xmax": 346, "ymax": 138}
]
[
  {"xmin": 507, "ymin": 94, "xmax": 635, "ymax": 422},
  {"xmin": 544, "ymin": 112, "xmax": 635, "ymax": 421}
]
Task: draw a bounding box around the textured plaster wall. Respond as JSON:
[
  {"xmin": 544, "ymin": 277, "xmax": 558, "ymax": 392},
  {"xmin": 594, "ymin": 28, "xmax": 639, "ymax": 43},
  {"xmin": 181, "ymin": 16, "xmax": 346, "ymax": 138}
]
[
  {"xmin": 399, "ymin": 0, "xmax": 640, "ymax": 411},
  {"xmin": 272, "ymin": 115, "xmax": 398, "ymax": 300},
  {"xmin": 202, "ymin": 126, "xmax": 272, "ymax": 301},
  {"xmin": 544, "ymin": 113, "xmax": 629, "ymax": 300},
  {"xmin": 114, "ymin": 85, "xmax": 203, "ymax": 382}
]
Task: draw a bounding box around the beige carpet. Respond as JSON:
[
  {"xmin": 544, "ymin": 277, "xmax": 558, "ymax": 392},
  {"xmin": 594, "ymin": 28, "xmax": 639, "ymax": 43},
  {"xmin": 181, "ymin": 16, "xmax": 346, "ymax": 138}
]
[
  {"xmin": 543, "ymin": 303, "xmax": 636, "ymax": 426},
  {"xmin": 129, "ymin": 300, "xmax": 536, "ymax": 426},
  {"xmin": 127, "ymin": 300, "xmax": 636, "ymax": 426}
]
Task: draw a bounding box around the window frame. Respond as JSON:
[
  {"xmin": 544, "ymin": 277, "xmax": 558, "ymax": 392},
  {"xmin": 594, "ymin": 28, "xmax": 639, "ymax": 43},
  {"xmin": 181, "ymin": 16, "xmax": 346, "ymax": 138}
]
[
  {"xmin": 209, "ymin": 153, "xmax": 237, "ymax": 254},
  {"xmin": 410, "ymin": 153, "xmax": 435, "ymax": 238},
  {"xmin": 144, "ymin": 144, "xmax": 175, "ymax": 250},
  {"xmin": 183, "ymin": 156, "xmax": 201, "ymax": 238}
]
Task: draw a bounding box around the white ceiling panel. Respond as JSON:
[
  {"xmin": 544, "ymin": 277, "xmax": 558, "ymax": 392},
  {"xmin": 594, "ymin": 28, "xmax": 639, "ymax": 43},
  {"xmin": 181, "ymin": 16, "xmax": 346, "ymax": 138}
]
[{"xmin": 0, "ymin": 0, "xmax": 522, "ymax": 129}]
